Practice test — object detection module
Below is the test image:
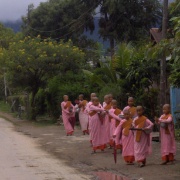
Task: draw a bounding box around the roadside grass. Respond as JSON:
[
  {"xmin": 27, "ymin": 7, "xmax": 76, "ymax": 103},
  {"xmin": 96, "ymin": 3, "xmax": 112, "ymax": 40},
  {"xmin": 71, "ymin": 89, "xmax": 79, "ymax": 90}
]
[
  {"xmin": 0, "ymin": 100, "xmax": 58, "ymax": 127},
  {"xmin": 175, "ymin": 129, "xmax": 180, "ymax": 141},
  {"xmin": 0, "ymin": 101, "xmax": 11, "ymax": 113}
]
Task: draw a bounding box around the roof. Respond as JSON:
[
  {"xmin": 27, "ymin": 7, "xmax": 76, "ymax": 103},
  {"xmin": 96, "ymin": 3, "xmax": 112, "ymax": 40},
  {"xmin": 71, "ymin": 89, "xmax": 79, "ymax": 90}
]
[{"xmin": 150, "ymin": 28, "xmax": 162, "ymax": 43}]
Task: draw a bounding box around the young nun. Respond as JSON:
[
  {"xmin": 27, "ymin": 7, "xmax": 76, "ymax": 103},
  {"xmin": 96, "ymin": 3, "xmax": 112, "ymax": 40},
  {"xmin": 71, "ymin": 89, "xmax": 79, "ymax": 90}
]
[
  {"xmin": 86, "ymin": 93, "xmax": 97, "ymax": 141},
  {"xmin": 102, "ymin": 95, "xmax": 112, "ymax": 145},
  {"xmin": 123, "ymin": 97, "xmax": 137, "ymax": 119},
  {"xmin": 133, "ymin": 106, "xmax": 153, "ymax": 167},
  {"xmin": 113, "ymin": 109, "xmax": 134, "ymax": 165},
  {"xmin": 61, "ymin": 95, "xmax": 75, "ymax": 136},
  {"xmin": 89, "ymin": 97, "xmax": 106, "ymax": 154},
  {"xmin": 77, "ymin": 94, "xmax": 89, "ymax": 135},
  {"xmin": 108, "ymin": 100, "xmax": 122, "ymax": 148},
  {"xmin": 102, "ymin": 93, "xmax": 113, "ymax": 107},
  {"xmin": 155, "ymin": 104, "xmax": 176, "ymax": 165}
]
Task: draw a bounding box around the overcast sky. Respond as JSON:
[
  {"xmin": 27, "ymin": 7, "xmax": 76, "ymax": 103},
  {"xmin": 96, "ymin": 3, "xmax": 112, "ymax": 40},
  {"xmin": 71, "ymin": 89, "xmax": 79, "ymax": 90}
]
[
  {"xmin": 0, "ymin": 0, "xmax": 47, "ymax": 21},
  {"xmin": 0, "ymin": 0, "xmax": 175, "ymax": 22}
]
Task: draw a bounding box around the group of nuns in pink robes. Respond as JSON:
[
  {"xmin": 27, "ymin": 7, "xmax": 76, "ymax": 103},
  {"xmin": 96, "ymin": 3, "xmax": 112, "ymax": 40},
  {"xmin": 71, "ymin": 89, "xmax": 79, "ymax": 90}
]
[{"xmin": 61, "ymin": 94, "xmax": 176, "ymax": 167}]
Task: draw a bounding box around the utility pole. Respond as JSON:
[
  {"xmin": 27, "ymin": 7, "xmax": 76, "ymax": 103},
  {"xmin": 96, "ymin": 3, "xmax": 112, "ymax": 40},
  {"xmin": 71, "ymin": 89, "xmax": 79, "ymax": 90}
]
[{"xmin": 160, "ymin": 0, "xmax": 168, "ymax": 110}]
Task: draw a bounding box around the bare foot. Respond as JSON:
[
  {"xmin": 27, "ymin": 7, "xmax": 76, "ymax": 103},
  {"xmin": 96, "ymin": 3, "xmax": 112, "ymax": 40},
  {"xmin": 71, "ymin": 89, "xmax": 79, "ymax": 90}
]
[
  {"xmin": 160, "ymin": 161, "xmax": 168, "ymax": 165},
  {"xmin": 91, "ymin": 151, "xmax": 96, "ymax": 155}
]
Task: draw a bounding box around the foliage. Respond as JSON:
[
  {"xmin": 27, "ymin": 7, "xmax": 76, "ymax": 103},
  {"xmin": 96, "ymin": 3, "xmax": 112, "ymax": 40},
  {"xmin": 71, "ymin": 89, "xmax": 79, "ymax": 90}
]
[
  {"xmin": 0, "ymin": 23, "xmax": 15, "ymax": 49},
  {"xmin": 22, "ymin": 0, "xmax": 96, "ymax": 41},
  {"xmin": 46, "ymin": 71, "xmax": 93, "ymax": 118},
  {"xmin": 150, "ymin": 1, "xmax": 180, "ymax": 88},
  {"xmin": 0, "ymin": 35, "xmax": 84, "ymax": 120},
  {"xmin": 168, "ymin": 16, "xmax": 180, "ymax": 87},
  {"xmin": 98, "ymin": 0, "xmax": 162, "ymax": 42},
  {"xmin": 83, "ymin": 43, "xmax": 160, "ymax": 117}
]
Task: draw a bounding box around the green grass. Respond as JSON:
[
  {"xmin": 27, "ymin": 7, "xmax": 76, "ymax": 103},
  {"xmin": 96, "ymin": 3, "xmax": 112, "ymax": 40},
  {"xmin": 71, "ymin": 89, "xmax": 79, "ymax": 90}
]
[
  {"xmin": 0, "ymin": 101, "xmax": 11, "ymax": 112},
  {"xmin": 0, "ymin": 101, "xmax": 60, "ymax": 127},
  {"xmin": 175, "ymin": 129, "xmax": 180, "ymax": 141}
]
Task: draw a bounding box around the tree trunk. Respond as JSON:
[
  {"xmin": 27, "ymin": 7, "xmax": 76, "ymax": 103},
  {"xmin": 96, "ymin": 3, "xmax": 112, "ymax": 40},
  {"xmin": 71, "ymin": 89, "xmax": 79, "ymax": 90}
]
[
  {"xmin": 4, "ymin": 73, "xmax": 8, "ymax": 103},
  {"xmin": 160, "ymin": 0, "xmax": 168, "ymax": 110},
  {"xmin": 30, "ymin": 90, "xmax": 38, "ymax": 120}
]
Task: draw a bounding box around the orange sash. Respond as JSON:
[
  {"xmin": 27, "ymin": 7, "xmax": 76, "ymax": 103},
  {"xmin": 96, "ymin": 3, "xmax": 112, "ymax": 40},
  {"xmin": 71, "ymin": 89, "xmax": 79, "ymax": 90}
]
[
  {"xmin": 122, "ymin": 119, "xmax": 133, "ymax": 136},
  {"xmin": 81, "ymin": 100, "xmax": 88, "ymax": 111},
  {"xmin": 114, "ymin": 108, "xmax": 122, "ymax": 127},
  {"xmin": 64, "ymin": 101, "xmax": 71, "ymax": 109},
  {"xmin": 89, "ymin": 111, "xmax": 97, "ymax": 117},
  {"xmin": 134, "ymin": 116, "xmax": 146, "ymax": 142},
  {"xmin": 129, "ymin": 106, "xmax": 137, "ymax": 118},
  {"xmin": 104, "ymin": 103, "xmax": 112, "ymax": 110},
  {"xmin": 161, "ymin": 114, "xmax": 172, "ymax": 134}
]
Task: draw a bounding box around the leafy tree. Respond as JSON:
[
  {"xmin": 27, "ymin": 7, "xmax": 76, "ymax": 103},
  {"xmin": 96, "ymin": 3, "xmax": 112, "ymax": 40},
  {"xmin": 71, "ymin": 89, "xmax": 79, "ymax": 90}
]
[
  {"xmin": 22, "ymin": 0, "xmax": 96, "ymax": 41},
  {"xmin": 46, "ymin": 70, "xmax": 96, "ymax": 118},
  {"xmin": 0, "ymin": 24, "xmax": 16, "ymax": 100},
  {"xmin": 83, "ymin": 42, "xmax": 160, "ymax": 115},
  {"xmin": 98, "ymin": 0, "xmax": 162, "ymax": 57},
  {"xmin": 149, "ymin": 1, "xmax": 180, "ymax": 87},
  {"xmin": 168, "ymin": 16, "xmax": 180, "ymax": 87},
  {"xmin": 0, "ymin": 36, "xmax": 84, "ymax": 120}
]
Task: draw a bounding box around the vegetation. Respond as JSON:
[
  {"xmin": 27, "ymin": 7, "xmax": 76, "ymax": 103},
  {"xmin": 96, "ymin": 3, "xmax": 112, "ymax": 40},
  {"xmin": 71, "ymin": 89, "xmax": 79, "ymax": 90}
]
[{"xmin": 0, "ymin": 0, "xmax": 179, "ymax": 123}]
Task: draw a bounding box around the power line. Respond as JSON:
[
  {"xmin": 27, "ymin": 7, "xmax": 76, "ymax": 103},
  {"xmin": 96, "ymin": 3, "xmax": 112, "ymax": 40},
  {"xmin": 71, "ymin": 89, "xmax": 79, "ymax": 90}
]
[
  {"xmin": 28, "ymin": 11, "xmax": 101, "ymax": 41},
  {"xmin": 27, "ymin": 1, "xmax": 100, "ymax": 33}
]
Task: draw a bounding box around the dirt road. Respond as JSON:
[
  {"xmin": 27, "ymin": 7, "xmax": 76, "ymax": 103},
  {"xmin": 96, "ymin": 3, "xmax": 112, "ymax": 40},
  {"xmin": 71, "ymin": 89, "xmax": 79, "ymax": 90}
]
[
  {"xmin": 0, "ymin": 112, "xmax": 180, "ymax": 180},
  {"xmin": 0, "ymin": 118, "xmax": 91, "ymax": 180}
]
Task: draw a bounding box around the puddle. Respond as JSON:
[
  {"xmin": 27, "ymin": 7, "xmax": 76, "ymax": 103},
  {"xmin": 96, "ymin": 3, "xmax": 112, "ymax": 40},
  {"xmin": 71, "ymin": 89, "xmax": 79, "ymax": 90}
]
[{"xmin": 95, "ymin": 171, "xmax": 130, "ymax": 180}]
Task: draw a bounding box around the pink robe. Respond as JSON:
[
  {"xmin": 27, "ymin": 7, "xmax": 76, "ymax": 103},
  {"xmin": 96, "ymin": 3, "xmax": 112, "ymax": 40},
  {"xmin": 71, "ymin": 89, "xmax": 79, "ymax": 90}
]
[
  {"xmin": 102, "ymin": 102, "xmax": 112, "ymax": 144},
  {"xmin": 159, "ymin": 114, "xmax": 176, "ymax": 158},
  {"xmin": 114, "ymin": 119, "xmax": 134, "ymax": 158},
  {"xmin": 61, "ymin": 101, "xmax": 74, "ymax": 135},
  {"xmin": 89, "ymin": 105, "xmax": 105, "ymax": 150},
  {"xmin": 108, "ymin": 109, "xmax": 122, "ymax": 146},
  {"xmin": 77, "ymin": 101, "xmax": 89, "ymax": 132},
  {"xmin": 85, "ymin": 101, "xmax": 93, "ymax": 135},
  {"xmin": 133, "ymin": 117, "xmax": 153, "ymax": 162}
]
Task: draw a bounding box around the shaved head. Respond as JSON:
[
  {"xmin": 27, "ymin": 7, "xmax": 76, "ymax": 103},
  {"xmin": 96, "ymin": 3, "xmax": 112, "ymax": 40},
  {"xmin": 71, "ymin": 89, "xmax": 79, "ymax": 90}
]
[
  {"xmin": 63, "ymin": 95, "xmax": 68, "ymax": 98},
  {"xmin": 104, "ymin": 95, "xmax": 109, "ymax": 99},
  {"xmin": 163, "ymin": 104, "xmax": 171, "ymax": 114},
  {"xmin": 92, "ymin": 97, "xmax": 99, "ymax": 102},
  {"xmin": 163, "ymin": 104, "xmax": 170, "ymax": 109},
  {"xmin": 128, "ymin": 97, "xmax": 134, "ymax": 101},
  {"xmin": 111, "ymin": 100, "xmax": 117, "ymax": 105},
  {"xmin": 137, "ymin": 106, "xmax": 144, "ymax": 110},
  {"xmin": 90, "ymin": 93, "xmax": 97, "ymax": 101}
]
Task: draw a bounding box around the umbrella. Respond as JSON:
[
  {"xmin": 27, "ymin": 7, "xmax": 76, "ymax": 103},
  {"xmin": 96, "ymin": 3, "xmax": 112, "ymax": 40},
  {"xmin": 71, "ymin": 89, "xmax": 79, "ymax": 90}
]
[{"xmin": 113, "ymin": 141, "xmax": 117, "ymax": 164}]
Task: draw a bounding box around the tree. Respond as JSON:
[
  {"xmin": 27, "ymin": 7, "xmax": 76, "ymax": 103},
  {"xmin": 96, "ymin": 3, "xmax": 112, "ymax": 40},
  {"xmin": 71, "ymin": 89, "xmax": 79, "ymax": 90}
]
[
  {"xmin": 0, "ymin": 36, "xmax": 84, "ymax": 120},
  {"xmin": 168, "ymin": 16, "xmax": 180, "ymax": 87},
  {"xmin": 0, "ymin": 24, "xmax": 15, "ymax": 101},
  {"xmin": 22, "ymin": 0, "xmax": 97, "ymax": 41},
  {"xmin": 98, "ymin": 0, "xmax": 162, "ymax": 58}
]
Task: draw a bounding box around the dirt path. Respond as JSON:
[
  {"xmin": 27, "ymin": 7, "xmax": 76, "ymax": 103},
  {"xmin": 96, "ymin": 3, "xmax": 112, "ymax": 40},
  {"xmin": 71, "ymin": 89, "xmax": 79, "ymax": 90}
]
[
  {"xmin": 0, "ymin": 112, "xmax": 180, "ymax": 180},
  {"xmin": 0, "ymin": 117, "xmax": 91, "ymax": 180}
]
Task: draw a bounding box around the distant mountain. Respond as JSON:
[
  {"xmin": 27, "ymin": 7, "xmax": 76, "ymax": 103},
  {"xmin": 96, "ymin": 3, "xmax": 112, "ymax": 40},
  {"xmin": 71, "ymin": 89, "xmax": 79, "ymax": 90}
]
[
  {"xmin": 1, "ymin": 17, "xmax": 109, "ymax": 48},
  {"xmin": 84, "ymin": 17, "xmax": 109, "ymax": 49},
  {"xmin": 1, "ymin": 19, "xmax": 22, "ymax": 33}
]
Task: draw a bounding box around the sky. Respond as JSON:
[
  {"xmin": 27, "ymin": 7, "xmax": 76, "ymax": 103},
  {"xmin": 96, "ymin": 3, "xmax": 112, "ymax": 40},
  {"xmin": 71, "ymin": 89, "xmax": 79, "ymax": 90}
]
[
  {"xmin": 0, "ymin": 0, "xmax": 175, "ymax": 22},
  {"xmin": 0, "ymin": 0, "xmax": 47, "ymax": 21}
]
